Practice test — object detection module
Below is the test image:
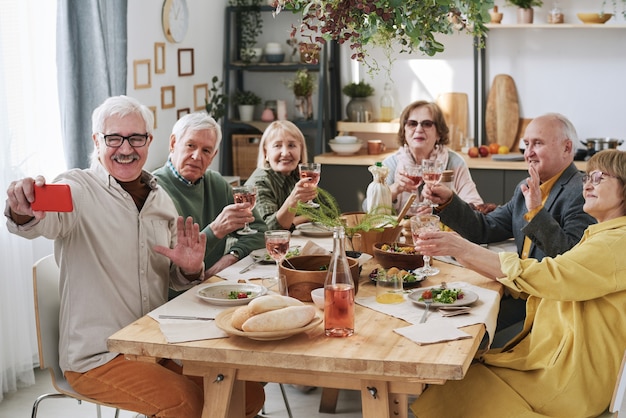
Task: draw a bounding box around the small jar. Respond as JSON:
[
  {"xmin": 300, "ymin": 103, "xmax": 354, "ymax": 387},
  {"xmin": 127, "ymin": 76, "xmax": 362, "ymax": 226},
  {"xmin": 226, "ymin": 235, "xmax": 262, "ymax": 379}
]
[{"xmin": 548, "ymin": 3, "xmax": 564, "ymax": 24}]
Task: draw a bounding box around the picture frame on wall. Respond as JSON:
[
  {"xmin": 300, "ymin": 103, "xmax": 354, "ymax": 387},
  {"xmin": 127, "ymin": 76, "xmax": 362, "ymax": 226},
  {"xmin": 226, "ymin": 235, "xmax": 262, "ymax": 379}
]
[
  {"xmin": 177, "ymin": 108, "xmax": 191, "ymax": 119},
  {"xmin": 154, "ymin": 43, "xmax": 165, "ymax": 74},
  {"xmin": 193, "ymin": 84, "xmax": 208, "ymax": 111},
  {"xmin": 161, "ymin": 86, "xmax": 176, "ymax": 109},
  {"xmin": 148, "ymin": 106, "xmax": 157, "ymax": 129},
  {"xmin": 177, "ymin": 48, "xmax": 194, "ymax": 76},
  {"xmin": 133, "ymin": 59, "xmax": 151, "ymax": 89}
]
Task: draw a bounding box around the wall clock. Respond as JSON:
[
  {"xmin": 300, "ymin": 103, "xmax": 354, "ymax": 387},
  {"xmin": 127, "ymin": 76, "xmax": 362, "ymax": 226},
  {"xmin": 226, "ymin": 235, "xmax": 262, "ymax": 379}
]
[{"xmin": 162, "ymin": 0, "xmax": 189, "ymax": 43}]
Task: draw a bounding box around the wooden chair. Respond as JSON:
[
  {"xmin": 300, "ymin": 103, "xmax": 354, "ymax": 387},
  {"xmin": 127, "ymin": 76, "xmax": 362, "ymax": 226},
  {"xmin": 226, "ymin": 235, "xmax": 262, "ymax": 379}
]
[
  {"xmin": 31, "ymin": 254, "xmax": 122, "ymax": 418},
  {"xmin": 598, "ymin": 349, "xmax": 626, "ymax": 418}
]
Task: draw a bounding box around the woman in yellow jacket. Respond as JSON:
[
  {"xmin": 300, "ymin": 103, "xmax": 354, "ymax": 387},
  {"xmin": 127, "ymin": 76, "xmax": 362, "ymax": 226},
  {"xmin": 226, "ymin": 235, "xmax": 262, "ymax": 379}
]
[{"xmin": 413, "ymin": 149, "xmax": 626, "ymax": 417}]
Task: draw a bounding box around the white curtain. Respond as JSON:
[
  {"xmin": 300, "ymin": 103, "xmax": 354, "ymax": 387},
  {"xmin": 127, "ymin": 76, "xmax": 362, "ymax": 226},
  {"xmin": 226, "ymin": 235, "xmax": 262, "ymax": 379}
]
[{"xmin": 0, "ymin": 0, "xmax": 65, "ymax": 402}]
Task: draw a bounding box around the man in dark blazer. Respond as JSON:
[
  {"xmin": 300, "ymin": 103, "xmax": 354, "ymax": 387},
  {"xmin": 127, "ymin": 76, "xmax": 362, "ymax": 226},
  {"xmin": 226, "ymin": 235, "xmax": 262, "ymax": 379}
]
[{"xmin": 422, "ymin": 113, "xmax": 596, "ymax": 344}]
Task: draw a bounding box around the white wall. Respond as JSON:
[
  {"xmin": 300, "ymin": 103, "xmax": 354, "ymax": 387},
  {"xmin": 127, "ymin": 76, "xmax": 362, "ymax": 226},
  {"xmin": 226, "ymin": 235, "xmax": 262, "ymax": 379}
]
[
  {"xmin": 353, "ymin": 0, "xmax": 626, "ymax": 149},
  {"xmin": 126, "ymin": 0, "xmax": 625, "ymax": 174},
  {"xmin": 127, "ymin": 0, "xmax": 228, "ymax": 171}
]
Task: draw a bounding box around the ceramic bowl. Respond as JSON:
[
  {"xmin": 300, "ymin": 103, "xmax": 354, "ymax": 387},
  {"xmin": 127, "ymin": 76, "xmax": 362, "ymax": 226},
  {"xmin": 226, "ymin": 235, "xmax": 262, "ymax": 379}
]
[
  {"xmin": 328, "ymin": 140, "xmax": 362, "ymax": 155},
  {"xmin": 278, "ymin": 255, "xmax": 359, "ymax": 302},
  {"xmin": 333, "ymin": 135, "xmax": 358, "ymax": 144},
  {"xmin": 373, "ymin": 242, "xmax": 424, "ymax": 270},
  {"xmin": 577, "ymin": 13, "xmax": 612, "ymax": 24},
  {"xmin": 265, "ymin": 53, "xmax": 285, "ymax": 63},
  {"xmin": 310, "ymin": 288, "xmax": 325, "ymax": 310}
]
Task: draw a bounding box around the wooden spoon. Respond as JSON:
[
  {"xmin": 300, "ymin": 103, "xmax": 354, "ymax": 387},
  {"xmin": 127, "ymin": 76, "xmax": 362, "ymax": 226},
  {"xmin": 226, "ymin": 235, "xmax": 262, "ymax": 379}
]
[{"xmin": 396, "ymin": 193, "xmax": 417, "ymax": 223}]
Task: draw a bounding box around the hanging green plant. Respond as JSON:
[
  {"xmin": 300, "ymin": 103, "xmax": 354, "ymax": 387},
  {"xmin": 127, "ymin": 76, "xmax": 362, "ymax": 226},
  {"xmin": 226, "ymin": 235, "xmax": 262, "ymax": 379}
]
[{"xmin": 272, "ymin": 0, "xmax": 493, "ymax": 70}]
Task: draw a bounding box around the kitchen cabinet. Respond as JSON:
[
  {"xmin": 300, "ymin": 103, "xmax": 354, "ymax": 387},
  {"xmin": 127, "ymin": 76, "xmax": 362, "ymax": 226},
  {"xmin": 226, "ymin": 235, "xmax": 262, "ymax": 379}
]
[{"xmin": 221, "ymin": 5, "xmax": 340, "ymax": 177}]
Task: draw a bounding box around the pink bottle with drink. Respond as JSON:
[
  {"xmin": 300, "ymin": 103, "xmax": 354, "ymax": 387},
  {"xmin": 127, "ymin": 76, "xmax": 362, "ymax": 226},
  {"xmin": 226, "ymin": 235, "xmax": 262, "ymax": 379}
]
[{"xmin": 324, "ymin": 226, "xmax": 355, "ymax": 337}]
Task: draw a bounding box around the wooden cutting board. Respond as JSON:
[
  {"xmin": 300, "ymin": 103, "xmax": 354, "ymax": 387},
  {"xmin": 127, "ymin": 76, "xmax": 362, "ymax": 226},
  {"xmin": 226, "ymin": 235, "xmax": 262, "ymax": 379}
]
[
  {"xmin": 485, "ymin": 74, "xmax": 519, "ymax": 148},
  {"xmin": 436, "ymin": 92, "xmax": 468, "ymax": 151}
]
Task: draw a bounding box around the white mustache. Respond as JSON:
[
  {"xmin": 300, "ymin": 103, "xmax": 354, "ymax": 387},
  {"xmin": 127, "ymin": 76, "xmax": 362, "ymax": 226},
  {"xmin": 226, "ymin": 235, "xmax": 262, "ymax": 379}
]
[{"xmin": 112, "ymin": 153, "xmax": 139, "ymax": 163}]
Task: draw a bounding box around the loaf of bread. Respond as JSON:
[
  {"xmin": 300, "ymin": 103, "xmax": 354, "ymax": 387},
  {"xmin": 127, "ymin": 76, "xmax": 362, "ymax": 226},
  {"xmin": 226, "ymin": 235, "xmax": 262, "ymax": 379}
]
[
  {"xmin": 241, "ymin": 305, "xmax": 316, "ymax": 332},
  {"xmin": 231, "ymin": 305, "xmax": 254, "ymax": 330},
  {"xmin": 247, "ymin": 294, "xmax": 303, "ymax": 315}
]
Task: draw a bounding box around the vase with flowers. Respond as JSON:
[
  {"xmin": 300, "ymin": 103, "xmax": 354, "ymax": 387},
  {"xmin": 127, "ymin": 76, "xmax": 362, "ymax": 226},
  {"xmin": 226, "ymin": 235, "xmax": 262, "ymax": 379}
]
[{"xmin": 285, "ymin": 69, "xmax": 316, "ymax": 120}]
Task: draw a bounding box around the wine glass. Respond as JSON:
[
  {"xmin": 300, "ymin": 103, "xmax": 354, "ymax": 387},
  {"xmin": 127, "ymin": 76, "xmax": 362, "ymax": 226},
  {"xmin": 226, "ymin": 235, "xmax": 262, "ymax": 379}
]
[
  {"xmin": 421, "ymin": 159, "xmax": 444, "ymax": 208},
  {"xmin": 298, "ymin": 162, "xmax": 321, "ymax": 208},
  {"xmin": 264, "ymin": 230, "xmax": 291, "ymax": 292},
  {"xmin": 232, "ymin": 185, "xmax": 257, "ymax": 235},
  {"xmin": 410, "ymin": 214, "xmax": 441, "ymax": 276}
]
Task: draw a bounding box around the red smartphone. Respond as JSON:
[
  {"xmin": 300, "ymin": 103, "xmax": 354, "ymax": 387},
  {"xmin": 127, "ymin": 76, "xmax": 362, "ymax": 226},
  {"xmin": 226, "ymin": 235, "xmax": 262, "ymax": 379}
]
[{"xmin": 31, "ymin": 184, "xmax": 73, "ymax": 212}]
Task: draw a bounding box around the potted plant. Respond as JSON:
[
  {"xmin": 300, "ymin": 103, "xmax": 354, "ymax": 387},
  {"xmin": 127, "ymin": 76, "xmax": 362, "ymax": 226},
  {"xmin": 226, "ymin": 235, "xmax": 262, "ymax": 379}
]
[
  {"xmin": 272, "ymin": 1, "xmax": 492, "ymax": 72},
  {"xmin": 505, "ymin": 0, "xmax": 543, "ymax": 23},
  {"xmin": 342, "ymin": 81, "xmax": 375, "ymax": 122},
  {"xmin": 230, "ymin": 0, "xmax": 263, "ymax": 64},
  {"xmin": 292, "ymin": 188, "xmax": 400, "ymax": 253},
  {"xmin": 232, "ymin": 89, "xmax": 262, "ymax": 122},
  {"xmin": 204, "ymin": 76, "xmax": 227, "ymax": 121},
  {"xmin": 285, "ymin": 69, "xmax": 316, "ymax": 119}
]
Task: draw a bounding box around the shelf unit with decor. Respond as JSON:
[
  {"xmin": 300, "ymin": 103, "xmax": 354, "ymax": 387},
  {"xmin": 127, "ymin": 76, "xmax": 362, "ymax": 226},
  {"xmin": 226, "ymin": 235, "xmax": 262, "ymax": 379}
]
[
  {"xmin": 473, "ymin": 22, "xmax": 626, "ymax": 145},
  {"xmin": 221, "ymin": 5, "xmax": 340, "ymax": 178}
]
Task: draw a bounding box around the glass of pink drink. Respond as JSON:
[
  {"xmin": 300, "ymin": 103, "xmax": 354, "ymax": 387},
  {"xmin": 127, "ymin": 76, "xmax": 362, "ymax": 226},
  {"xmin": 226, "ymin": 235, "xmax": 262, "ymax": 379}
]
[
  {"xmin": 298, "ymin": 162, "xmax": 321, "ymax": 208},
  {"xmin": 233, "ymin": 185, "xmax": 258, "ymax": 235}
]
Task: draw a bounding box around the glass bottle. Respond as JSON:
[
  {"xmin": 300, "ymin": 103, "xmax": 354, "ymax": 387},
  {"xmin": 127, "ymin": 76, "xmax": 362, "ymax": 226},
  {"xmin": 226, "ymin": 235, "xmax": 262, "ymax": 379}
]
[
  {"xmin": 379, "ymin": 82, "xmax": 395, "ymax": 122},
  {"xmin": 324, "ymin": 226, "xmax": 355, "ymax": 337}
]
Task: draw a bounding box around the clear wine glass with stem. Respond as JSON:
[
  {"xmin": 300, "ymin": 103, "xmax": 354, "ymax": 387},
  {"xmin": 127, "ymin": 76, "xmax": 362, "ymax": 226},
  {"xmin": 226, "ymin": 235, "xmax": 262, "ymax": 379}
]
[
  {"xmin": 264, "ymin": 230, "xmax": 291, "ymax": 292},
  {"xmin": 232, "ymin": 185, "xmax": 257, "ymax": 235},
  {"xmin": 410, "ymin": 214, "xmax": 441, "ymax": 276},
  {"xmin": 298, "ymin": 162, "xmax": 321, "ymax": 208},
  {"xmin": 404, "ymin": 165, "xmax": 423, "ymax": 208},
  {"xmin": 421, "ymin": 159, "xmax": 444, "ymax": 208}
]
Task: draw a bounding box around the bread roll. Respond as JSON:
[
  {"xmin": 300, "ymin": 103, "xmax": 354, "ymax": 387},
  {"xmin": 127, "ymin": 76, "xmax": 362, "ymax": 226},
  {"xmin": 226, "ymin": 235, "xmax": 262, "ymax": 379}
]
[
  {"xmin": 248, "ymin": 295, "xmax": 303, "ymax": 315},
  {"xmin": 242, "ymin": 305, "xmax": 316, "ymax": 332},
  {"xmin": 231, "ymin": 305, "xmax": 254, "ymax": 330}
]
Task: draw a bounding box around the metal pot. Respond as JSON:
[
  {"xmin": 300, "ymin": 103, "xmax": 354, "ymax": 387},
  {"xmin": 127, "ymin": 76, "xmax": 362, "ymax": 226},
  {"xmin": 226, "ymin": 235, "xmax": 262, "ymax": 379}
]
[{"xmin": 581, "ymin": 138, "xmax": 623, "ymax": 154}]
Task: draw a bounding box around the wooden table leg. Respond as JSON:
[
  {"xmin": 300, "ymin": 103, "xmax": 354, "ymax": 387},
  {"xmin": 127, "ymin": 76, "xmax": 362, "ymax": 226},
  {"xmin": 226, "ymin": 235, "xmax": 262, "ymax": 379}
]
[
  {"xmin": 360, "ymin": 380, "xmax": 391, "ymax": 418},
  {"xmin": 389, "ymin": 393, "xmax": 408, "ymax": 418},
  {"xmin": 198, "ymin": 367, "xmax": 245, "ymax": 418},
  {"xmin": 318, "ymin": 388, "xmax": 340, "ymax": 413}
]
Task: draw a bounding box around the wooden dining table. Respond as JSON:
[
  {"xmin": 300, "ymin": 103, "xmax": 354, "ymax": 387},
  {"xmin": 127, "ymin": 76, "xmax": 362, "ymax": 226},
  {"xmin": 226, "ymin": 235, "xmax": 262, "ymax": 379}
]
[{"xmin": 108, "ymin": 252, "xmax": 501, "ymax": 418}]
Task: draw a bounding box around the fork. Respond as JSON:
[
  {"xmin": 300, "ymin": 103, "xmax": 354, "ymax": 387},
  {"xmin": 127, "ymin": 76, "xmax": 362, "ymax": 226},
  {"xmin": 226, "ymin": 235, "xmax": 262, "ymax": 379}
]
[{"xmin": 420, "ymin": 300, "xmax": 432, "ymax": 323}]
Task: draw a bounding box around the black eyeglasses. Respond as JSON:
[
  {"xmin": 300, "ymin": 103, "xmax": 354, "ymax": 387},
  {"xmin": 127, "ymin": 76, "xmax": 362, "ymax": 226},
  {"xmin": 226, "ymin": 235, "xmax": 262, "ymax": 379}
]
[
  {"xmin": 405, "ymin": 119, "xmax": 435, "ymax": 129},
  {"xmin": 100, "ymin": 133, "xmax": 149, "ymax": 148},
  {"xmin": 582, "ymin": 170, "xmax": 616, "ymax": 186}
]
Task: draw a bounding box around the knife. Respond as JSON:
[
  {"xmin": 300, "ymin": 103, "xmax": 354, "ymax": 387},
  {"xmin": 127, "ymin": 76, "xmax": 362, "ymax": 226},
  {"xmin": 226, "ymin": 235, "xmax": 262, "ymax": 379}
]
[
  {"xmin": 239, "ymin": 257, "xmax": 261, "ymax": 274},
  {"xmin": 158, "ymin": 315, "xmax": 214, "ymax": 321}
]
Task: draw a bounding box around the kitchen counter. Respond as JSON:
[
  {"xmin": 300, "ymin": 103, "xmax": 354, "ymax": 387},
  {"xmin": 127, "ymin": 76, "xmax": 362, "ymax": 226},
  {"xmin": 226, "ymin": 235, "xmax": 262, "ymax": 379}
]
[
  {"xmin": 314, "ymin": 151, "xmax": 588, "ymax": 211},
  {"xmin": 315, "ymin": 150, "xmax": 587, "ymax": 171}
]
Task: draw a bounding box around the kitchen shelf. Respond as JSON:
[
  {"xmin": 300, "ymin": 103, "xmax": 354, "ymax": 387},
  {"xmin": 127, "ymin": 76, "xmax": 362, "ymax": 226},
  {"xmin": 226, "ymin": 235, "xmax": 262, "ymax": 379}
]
[
  {"xmin": 220, "ymin": 5, "xmax": 340, "ymax": 177},
  {"xmin": 486, "ymin": 23, "xmax": 626, "ymax": 29},
  {"xmin": 336, "ymin": 121, "xmax": 400, "ymax": 134}
]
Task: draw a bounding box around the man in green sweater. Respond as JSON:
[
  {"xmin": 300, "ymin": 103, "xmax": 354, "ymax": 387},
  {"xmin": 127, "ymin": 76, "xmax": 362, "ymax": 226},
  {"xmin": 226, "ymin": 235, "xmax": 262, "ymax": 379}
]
[{"xmin": 154, "ymin": 112, "xmax": 266, "ymax": 293}]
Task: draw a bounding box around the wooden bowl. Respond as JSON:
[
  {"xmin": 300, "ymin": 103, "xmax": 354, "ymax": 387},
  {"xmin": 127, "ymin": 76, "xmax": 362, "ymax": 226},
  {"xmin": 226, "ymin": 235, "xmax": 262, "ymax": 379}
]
[
  {"xmin": 373, "ymin": 242, "xmax": 424, "ymax": 270},
  {"xmin": 279, "ymin": 255, "xmax": 359, "ymax": 302},
  {"xmin": 577, "ymin": 13, "xmax": 612, "ymax": 24},
  {"xmin": 340, "ymin": 212, "xmax": 402, "ymax": 255}
]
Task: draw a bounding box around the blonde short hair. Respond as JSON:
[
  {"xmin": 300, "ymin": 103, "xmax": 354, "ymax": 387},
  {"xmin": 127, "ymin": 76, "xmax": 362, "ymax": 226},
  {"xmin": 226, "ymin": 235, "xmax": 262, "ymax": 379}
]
[
  {"xmin": 586, "ymin": 149, "xmax": 626, "ymax": 203},
  {"xmin": 256, "ymin": 120, "xmax": 308, "ymax": 168}
]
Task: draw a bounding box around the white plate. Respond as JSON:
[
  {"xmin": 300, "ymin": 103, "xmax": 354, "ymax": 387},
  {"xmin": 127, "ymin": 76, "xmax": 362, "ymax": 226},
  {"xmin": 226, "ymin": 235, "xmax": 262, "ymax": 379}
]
[
  {"xmin": 196, "ymin": 283, "xmax": 267, "ymax": 306},
  {"xmin": 296, "ymin": 222, "xmax": 334, "ymax": 237},
  {"xmin": 250, "ymin": 248, "xmax": 276, "ymax": 264},
  {"xmin": 408, "ymin": 287, "xmax": 479, "ymax": 308}
]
